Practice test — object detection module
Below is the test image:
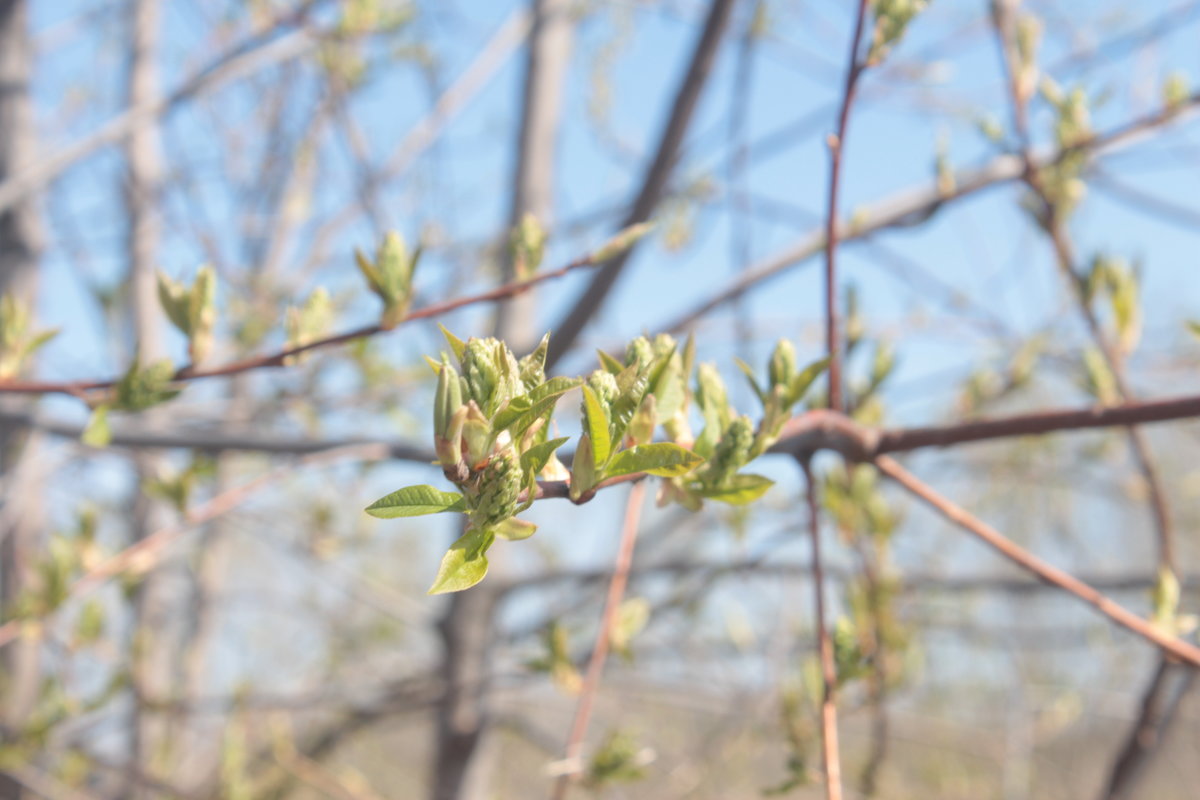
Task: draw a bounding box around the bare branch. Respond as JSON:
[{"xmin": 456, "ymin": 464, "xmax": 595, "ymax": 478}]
[
  {"xmin": 874, "ymin": 455, "xmax": 1200, "ymax": 667},
  {"xmin": 822, "ymin": 0, "xmax": 871, "ymax": 413},
  {"xmin": 549, "ymin": 480, "xmax": 647, "ymax": 799},
  {"xmin": 801, "ymin": 459, "xmax": 842, "ymax": 800},
  {"xmin": 545, "ymin": 0, "xmax": 737, "ymax": 368}
]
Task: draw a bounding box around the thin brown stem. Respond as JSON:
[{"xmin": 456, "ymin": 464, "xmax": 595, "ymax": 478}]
[
  {"xmin": 0, "ymin": 250, "xmax": 602, "ymax": 398},
  {"xmin": 823, "ymin": 0, "xmax": 870, "ymax": 413},
  {"xmin": 549, "ymin": 480, "xmax": 647, "ymax": 800},
  {"xmin": 874, "ymin": 455, "xmax": 1200, "ymax": 667},
  {"xmin": 800, "ymin": 459, "xmax": 842, "ymax": 800}
]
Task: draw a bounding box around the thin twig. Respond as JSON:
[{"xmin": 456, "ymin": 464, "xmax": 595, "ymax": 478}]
[
  {"xmin": 545, "ymin": 0, "xmax": 736, "ymax": 368},
  {"xmin": 0, "ymin": 251, "xmax": 602, "ymax": 397},
  {"xmin": 800, "ymin": 459, "xmax": 842, "ymax": 800},
  {"xmin": 662, "ymin": 91, "xmax": 1200, "ymax": 335},
  {"xmin": 548, "ymin": 480, "xmax": 647, "ymax": 800},
  {"xmin": 823, "ymin": 0, "xmax": 870, "ymax": 413},
  {"xmin": 874, "ymin": 455, "xmax": 1200, "ymax": 667},
  {"xmin": 0, "ymin": 4, "xmax": 329, "ymax": 215}
]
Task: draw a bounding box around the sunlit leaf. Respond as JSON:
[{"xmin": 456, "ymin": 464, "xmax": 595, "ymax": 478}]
[{"xmin": 364, "ymin": 485, "xmax": 466, "ymax": 518}]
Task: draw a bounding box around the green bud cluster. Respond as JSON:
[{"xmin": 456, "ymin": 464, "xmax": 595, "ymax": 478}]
[
  {"xmin": 701, "ymin": 415, "xmax": 754, "ymax": 489},
  {"xmin": 463, "ymin": 337, "xmax": 522, "ymax": 417},
  {"xmin": 370, "ymin": 326, "xmax": 832, "ymax": 594},
  {"xmin": 157, "ymin": 265, "xmax": 217, "ymax": 364},
  {"xmin": 587, "ymin": 369, "xmax": 619, "ymax": 408},
  {"xmin": 356, "ymin": 231, "xmax": 421, "ymax": 329},
  {"xmin": 625, "ymin": 336, "xmax": 654, "ymax": 371},
  {"xmin": 867, "ymin": 0, "xmax": 928, "ymax": 65},
  {"xmin": 469, "ymin": 448, "xmax": 522, "ymax": 529}
]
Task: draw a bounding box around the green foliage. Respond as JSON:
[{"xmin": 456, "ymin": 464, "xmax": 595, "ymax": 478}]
[
  {"xmin": 526, "ymin": 621, "xmax": 582, "ymax": 694},
  {"xmin": 1035, "ymin": 80, "xmax": 1093, "ymax": 221},
  {"xmin": 356, "ymin": 231, "xmax": 421, "ymax": 329},
  {"xmin": 1086, "ymin": 254, "xmax": 1141, "ymax": 354},
  {"xmin": 284, "ymin": 287, "xmax": 333, "ymax": 364},
  {"xmin": 0, "ymin": 293, "xmax": 58, "ymax": 379},
  {"xmin": 157, "ymin": 265, "xmax": 217, "ymax": 364},
  {"xmin": 1164, "ymin": 71, "xmax": 1191, "ymax": 113},
  {"xmin": 367, "ymin": 329, "xmax": 829, "ymax": 592},
  {"xmin": 427, "ymin": 527, "xmax": 494, "ymax": 595},
  {"xmin": 364, "ymin": 485, "xmax": 467, "ymax": 518},
  {"xmin": 867, "ymin": 0, "xmax": 928, "ymax": 65},
  {"xmin": 583, "ymin": 730, "xmax": 652, "ymax": 790},
  {"xmin": 609, "ymin": 597, "xmax": 650, "ymax": 662},
  {"xmin": 510, "ymin": 213, "xmax": 547, "ymax": 280}
]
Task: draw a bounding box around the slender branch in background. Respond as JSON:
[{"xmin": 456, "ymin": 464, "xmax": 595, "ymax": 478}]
[
  {"xmin": 495, "ymin": 0, "xmax": 572, "ymax": 350},
  {"xmin": 874, "ymin": 455, "xmax": 1200, "ymax": 667},
  {"xmin": 822, "ymin": 0, "xmax": 870, "ymax": 413},
  {"xmin": 0, "ymin": 247, "xmax": 606, "ymax": 398},
  {"xmin": 270, "ymin": 714, "xmax": 389, "ymax": 800},
  {"xmin": 852, "ymin": 539, "xmax": 889, "ymax": 797},
  {"xmin": 0, "ymin": 3, "xmax": 328, "ymax": 216},
  {"xmin": 381, "ymin": 8, "xmax": 532, "ymax": 185},
  {"xmin": 545, "ymin": 0, "xmax": 736, "ymax": 369},
  {"xmin": 300, "ymin": 7, "xmax": 533, "ymax": 274},
  {"xmin": 800, "ymin": 459, "xmax": 842, "ymax": 800},
  {"xmin": 0, "ymin": 3, "xmax": 46, "ymax": 796},
  {"xmin": 124, "ymin": 0, "xmax": 171, "ymax": 786},
  {"xmin": 661, "ymin": 91, "xmax": 1200, "ymax": 335},
  {"xmin": 549, "ymin": 480, "xmax": 647, "ymax": 800},
  {"xmin": 726, "ymin": 0, "xmax": 762, "ymax": 365},
  {"xmin": 1100, "ymin": 660, "xmax": 1185, "ymax": 800},
  {"xmin": 990, "ymin": 9, "xmax": 1191, "ymax": 794},
  {"xmin": 0, "ymin": 443, "xmax": 389, "ymax": 651}
]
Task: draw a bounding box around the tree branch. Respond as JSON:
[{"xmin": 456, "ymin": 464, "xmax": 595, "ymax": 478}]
[
  {"xmin": 661, "ymin": 92, "xmax": 1200, "ymax": 334},
  {"xmin": 545, "ymin": 0, "xmax": 736, "ymax": 368},
  {"xmin": 873, "ymin": 455, "xmax": 1200, "ymax": 668},
  {"xmin": 822, "ymin": 0, "xmax": 870, "ymax": 413},
  {"xmin": 548, "ymin": 480, "xmax": 647, "ymax": 799}
]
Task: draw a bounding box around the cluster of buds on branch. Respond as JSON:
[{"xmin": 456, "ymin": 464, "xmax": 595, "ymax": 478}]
[{"xmin": 366, "ymin": 330, "xmax": 829, "ymax": 594}]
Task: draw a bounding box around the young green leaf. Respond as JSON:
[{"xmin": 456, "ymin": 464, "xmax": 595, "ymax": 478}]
[
  {"xmin": 521, "ymin": 436, "xmax": 571, "ymax": 478},
  {"xmin": 428, "ymin": 528, "xmax": 493, "ymax": 594},
  {"xmin": 570, "ymin": 434, "xmax": 597, "ymax": 501},
  {"xmin": 81, "ymin": 405, "xmax": 112, "ymax": 448},
  {"xmin": 696, "ymin": 473, "xmax": 774, "ymax": 505},
  {"xmin": 284, "ymin": 287, "xmax": 333, "ymax": 365},
  {"xmin": 439, "ymin": 323, "xmax": 467, "ymax": 361},
  {"xmin": 493, "ymin": 376, "xmax": 580, "ymax": 435},
  {"xmin": 596, "ymin": 348, "xmax": 626, "ymax": 374},
  {"xmin": 734, "ymin": 357, "xmax": 766, "ymax": 404},
  {"xmin": 582, "ymin": 384, "xmax": 613, "ymax": 468},
  {"xmin": 364, "ymin": 485, "xmax": 467, "ymax": 518},
  {"xmin": 114, "ymin": 359, "xmax": 181, "ymax": 412},
  {"xmin": 787, "ymin": 356, "xmax": 831, "ymax": 407},
  {"xmin": 606, "ymin": 443, "xmax": 704, "ymax": 479},
  {"xmin": 493, "ymin": 517, "xmax": 537, "ymax": 541}
]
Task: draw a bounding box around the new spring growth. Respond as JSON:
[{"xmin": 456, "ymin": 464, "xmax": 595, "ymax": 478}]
[
  {"xmin": 510, "ymin": 213, "xmax": 547, "ymax": 281},
  {"xmin": 367, "ymin": 329, "xmax": 826, "ymax": 592},
  {"xmin": 157, "ymin": 265, "xmax": 216, "ymax": 364},
  {"xmin": 867, "ymin": 0, "xmax": 928, "ymax": 66},
  {"xmin": 284, "ymin": 287, "xmax": 333, "ymax": 365},
  {"xmin": 355, "ymin": 231, "xmax": 421, "ymax": 329},
  {"xmin": 368, "ymin": 328, "xmax": 582, "ymax": 592},
  {"xmin": 0, "ymin": 293, "xmax": 58, "ymax": 380}
]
